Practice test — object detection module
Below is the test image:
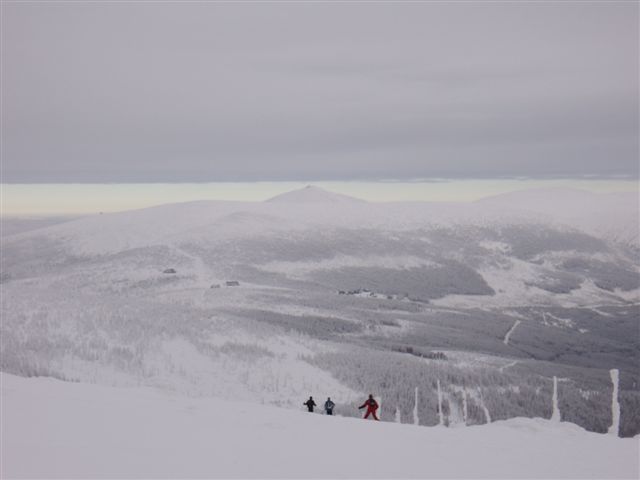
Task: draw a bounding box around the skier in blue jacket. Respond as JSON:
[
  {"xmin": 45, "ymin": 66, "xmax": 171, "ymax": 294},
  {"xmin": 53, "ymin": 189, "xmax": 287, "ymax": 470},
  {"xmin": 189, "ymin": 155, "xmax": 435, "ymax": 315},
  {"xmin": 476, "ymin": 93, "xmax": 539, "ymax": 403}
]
[{"xmin": 324, "ymin": 397, "xmax": 335, "ymax": 415}]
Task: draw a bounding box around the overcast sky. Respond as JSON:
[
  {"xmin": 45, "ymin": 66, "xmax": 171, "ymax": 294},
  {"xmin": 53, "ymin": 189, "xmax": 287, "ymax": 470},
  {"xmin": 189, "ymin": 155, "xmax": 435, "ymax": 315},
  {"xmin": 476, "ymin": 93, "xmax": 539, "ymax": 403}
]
[{"xmin": 2, "ymin": 1, "xmax": 638, "ymax": 183}]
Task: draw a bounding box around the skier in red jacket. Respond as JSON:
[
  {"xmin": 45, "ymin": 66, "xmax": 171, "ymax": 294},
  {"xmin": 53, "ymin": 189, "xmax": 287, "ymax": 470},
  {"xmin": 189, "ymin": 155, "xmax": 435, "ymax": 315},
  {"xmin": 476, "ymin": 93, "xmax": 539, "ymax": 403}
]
[{"xmin": 358, "ymin": 394, "xmax": 379, "ymax": 420}]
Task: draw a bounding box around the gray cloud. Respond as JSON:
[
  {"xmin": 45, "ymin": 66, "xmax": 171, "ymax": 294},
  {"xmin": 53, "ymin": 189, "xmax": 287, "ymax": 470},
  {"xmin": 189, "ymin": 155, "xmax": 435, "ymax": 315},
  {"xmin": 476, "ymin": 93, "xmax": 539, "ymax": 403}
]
[{"xmin": 2, "ymin": 2, "xmax": 638, "ymax": 182}]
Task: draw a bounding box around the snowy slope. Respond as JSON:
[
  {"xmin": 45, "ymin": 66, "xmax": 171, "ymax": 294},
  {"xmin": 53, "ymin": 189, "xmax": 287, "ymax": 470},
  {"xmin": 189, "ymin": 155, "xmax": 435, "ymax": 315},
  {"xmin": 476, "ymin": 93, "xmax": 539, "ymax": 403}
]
[
  {"xmin": 477, "ymin": 188, "xmax": 639, "ymax": 247},
  {"xmin": 2, "ymin": 373, "xmax": 638, "ymax": 479},
  {"xmin": 0, "ymin": 215, "xmax": 84, "ymax": 237}
]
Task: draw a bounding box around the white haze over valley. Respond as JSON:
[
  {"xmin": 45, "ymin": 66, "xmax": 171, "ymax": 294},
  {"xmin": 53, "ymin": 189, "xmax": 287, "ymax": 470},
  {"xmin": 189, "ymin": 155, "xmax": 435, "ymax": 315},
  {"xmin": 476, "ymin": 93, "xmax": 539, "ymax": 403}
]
[{"xmin": 1, "ymin": 186, "xmax": 639, "ymax": 478}]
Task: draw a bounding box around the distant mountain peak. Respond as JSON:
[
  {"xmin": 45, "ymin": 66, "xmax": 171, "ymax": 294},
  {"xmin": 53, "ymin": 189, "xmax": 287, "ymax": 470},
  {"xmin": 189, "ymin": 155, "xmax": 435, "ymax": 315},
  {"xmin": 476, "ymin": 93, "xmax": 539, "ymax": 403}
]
[{"xmin": 265, "ymin": 185, "xmax": 366, "ymax": 204}]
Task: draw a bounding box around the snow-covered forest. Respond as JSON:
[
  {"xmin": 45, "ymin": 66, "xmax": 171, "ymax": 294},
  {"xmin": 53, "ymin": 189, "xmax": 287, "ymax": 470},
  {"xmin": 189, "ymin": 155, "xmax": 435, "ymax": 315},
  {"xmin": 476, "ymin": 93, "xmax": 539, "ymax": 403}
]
[{"xmin": 2, "ymin": 187, "xmax": 639, "ymax": 442}]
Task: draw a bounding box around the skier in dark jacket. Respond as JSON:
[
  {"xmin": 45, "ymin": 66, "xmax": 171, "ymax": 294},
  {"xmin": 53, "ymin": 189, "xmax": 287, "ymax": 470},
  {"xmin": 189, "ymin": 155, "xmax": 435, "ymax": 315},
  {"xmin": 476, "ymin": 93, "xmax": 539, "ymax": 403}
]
[
  {"xmin": 358, "ymin": 394, "xmax": 379, "ymax": 420},
  {"xmin": 304, "ymin": 396, "xmax": 317, "ymax": 412},
  {"xmin": 324, "ymin": 397, "xmax": 335, "ymax": 415}
]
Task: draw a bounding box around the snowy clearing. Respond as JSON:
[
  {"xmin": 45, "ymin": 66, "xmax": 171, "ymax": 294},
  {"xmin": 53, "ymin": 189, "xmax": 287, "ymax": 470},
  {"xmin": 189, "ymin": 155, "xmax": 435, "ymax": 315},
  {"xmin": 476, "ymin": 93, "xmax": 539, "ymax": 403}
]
[{"xmin": 2, "ymin": 373, "xmax": 638, "ymax": 479}]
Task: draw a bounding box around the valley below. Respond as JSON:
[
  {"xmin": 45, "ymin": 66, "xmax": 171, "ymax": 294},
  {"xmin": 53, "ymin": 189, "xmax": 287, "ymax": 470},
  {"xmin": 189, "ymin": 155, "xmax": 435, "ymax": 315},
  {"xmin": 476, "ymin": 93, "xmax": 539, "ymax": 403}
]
[{"xmin": 2, "ymin": 186, "xmax": 639, "ymax": 444}]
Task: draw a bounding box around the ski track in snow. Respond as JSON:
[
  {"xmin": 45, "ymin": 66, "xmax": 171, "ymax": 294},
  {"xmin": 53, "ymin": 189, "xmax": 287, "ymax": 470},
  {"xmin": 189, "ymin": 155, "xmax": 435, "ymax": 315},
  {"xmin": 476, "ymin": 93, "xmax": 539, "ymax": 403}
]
[{"xmin": 503, "ymin": 320, "xmax": 521, "ymax": 345}]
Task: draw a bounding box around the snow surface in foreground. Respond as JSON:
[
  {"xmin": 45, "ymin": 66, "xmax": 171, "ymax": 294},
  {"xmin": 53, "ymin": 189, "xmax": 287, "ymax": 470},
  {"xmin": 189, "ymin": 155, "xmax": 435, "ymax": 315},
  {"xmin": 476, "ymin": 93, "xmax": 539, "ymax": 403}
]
[{"xmin": 2, "ymin": 374, "xmax": 638, "ymax": 479}]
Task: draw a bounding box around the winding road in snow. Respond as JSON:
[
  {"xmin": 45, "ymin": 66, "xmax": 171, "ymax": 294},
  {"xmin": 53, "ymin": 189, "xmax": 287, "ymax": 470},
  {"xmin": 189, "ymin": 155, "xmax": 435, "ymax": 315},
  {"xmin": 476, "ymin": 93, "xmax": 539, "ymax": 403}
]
[{"xmin": 503, "ymin": 320, "xmax": 521, "ymax": 345}]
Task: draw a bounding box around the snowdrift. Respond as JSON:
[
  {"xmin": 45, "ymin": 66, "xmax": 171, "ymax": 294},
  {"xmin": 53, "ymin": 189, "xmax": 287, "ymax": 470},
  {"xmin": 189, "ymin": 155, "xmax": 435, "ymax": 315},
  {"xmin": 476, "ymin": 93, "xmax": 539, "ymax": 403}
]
[{"xmin": 2, "ymin": 373, "xmax": 638, "ymax": 479}]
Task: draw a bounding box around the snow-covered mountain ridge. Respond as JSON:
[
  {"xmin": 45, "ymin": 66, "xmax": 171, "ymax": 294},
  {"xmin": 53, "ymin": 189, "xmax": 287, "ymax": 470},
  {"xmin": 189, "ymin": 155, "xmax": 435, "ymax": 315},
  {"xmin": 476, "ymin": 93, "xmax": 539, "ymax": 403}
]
[{"xmin": 2, "ymin": 187, "xmax": 637, "ymax": 255}]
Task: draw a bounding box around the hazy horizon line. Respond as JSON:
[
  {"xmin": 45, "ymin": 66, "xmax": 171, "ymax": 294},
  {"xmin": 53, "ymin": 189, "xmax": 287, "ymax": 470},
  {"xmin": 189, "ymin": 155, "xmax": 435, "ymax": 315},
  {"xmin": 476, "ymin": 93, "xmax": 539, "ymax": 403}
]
[{"xmin": 2, "ymin": 178, "xmax": 638, "ymax": 216}]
